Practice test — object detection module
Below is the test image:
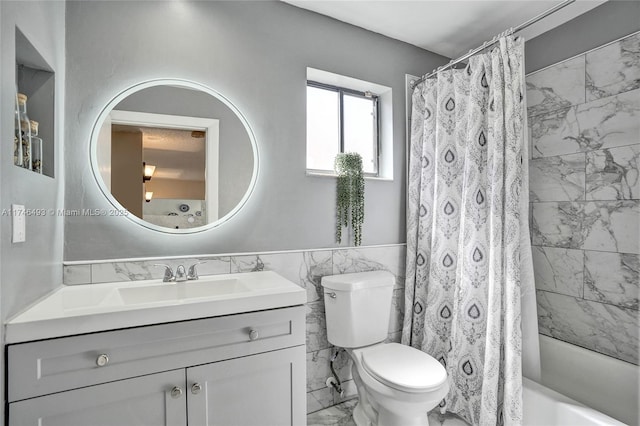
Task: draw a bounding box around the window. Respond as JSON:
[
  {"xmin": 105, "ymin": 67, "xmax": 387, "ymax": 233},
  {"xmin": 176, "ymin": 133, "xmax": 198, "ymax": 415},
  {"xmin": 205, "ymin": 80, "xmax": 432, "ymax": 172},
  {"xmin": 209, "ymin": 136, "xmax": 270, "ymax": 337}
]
[{"xmin": 306, "ymin": 81, "xmax": 380, "ymax": 175}]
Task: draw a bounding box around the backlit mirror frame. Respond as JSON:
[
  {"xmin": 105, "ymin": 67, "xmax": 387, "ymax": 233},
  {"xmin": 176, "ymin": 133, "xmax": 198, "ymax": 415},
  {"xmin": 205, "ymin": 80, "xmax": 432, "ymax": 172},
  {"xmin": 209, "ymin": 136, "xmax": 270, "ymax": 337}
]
[{"xmin": 89, "ymin": 78, "xmax": 259, "ymax": 234}]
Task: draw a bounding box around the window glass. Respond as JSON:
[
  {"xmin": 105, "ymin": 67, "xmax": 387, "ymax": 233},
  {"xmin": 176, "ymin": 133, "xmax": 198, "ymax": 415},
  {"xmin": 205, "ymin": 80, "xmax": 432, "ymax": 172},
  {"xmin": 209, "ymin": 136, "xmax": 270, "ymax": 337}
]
[
  {"xmin": 306, "ymin": 82, "xmax": 379, "ymax": 175},
  {"xmin": 306, "ymin": 86, "xmax": 339, "ymax": 171},
  {"xmin": 343, "ymin": 94, "xmax": 376, "ymax": 174}
]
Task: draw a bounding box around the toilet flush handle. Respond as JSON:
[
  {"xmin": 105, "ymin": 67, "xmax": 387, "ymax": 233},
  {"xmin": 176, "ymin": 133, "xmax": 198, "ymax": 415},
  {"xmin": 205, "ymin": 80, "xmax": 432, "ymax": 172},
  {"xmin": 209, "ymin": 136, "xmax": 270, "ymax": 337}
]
[{"xmin": 326, "ymin": 292, "xmax": 337, "ymax": 299}]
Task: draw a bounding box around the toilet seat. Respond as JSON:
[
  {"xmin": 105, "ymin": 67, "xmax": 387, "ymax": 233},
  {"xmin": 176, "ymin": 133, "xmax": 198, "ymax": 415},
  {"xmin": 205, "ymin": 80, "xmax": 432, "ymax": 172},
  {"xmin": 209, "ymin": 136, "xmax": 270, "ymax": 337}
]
[{"xmin": 357, "ymin": 343, "xmax": 447, "ymax": 393}]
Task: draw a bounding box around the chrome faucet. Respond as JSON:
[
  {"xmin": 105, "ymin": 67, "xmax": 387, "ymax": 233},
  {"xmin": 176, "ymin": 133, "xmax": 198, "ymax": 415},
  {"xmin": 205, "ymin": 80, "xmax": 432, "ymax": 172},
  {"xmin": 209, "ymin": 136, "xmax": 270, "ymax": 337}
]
[
  {"xmin": 154, "ymin": 263, "xmax": 175, "ymax": 282},
  {"xmin": 187, "ymin": 262, "xmax": 205, "ymax": 280},
  {"xmin": 174, "ymin": 265, "xmax": 187, "ymax": 282},
  {"xmin": 154, "ymin": 262, "xmax": 206, "ymax": 282}
]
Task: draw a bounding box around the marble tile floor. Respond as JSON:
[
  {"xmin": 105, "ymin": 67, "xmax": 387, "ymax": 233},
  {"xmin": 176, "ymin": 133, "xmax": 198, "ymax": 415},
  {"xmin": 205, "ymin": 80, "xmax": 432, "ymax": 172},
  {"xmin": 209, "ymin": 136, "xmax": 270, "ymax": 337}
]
[{"xmin": 307, "ymin": 399, "xmax": 469, "ymax": 426}]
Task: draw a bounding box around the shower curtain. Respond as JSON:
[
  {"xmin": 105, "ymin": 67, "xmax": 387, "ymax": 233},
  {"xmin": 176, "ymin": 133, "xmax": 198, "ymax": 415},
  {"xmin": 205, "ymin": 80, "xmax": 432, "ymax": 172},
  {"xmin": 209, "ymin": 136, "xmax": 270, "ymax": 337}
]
[{"xmin": 402, "ymin": 36, "xmax": 537, "ymax": 426}]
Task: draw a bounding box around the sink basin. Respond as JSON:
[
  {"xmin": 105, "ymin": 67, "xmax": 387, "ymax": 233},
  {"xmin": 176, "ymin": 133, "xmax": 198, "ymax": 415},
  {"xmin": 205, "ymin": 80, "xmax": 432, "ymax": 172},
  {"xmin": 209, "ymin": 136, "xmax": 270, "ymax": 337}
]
[
  {"xmin": 5, "ymin": 270, "xmax": 307, "ymax": 343},
  {"xmin": 118, "ymin": 279, "xmax": 250, "ymax": 305}
]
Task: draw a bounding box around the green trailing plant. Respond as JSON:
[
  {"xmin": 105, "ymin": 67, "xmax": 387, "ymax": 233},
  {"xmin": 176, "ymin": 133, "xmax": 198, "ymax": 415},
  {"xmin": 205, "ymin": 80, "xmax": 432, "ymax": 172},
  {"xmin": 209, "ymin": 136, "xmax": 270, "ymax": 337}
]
[{"xmin": 335, "ymin": 152, "xmax": 365, "ymax": 246}]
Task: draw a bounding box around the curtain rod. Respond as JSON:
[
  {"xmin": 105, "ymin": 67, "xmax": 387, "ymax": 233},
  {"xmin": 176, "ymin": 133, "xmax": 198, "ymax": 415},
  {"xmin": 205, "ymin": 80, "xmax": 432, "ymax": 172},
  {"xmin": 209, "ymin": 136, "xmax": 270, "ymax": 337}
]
[{"xmin": 410, "ymin": 0, "xmax": 576, "ymax": 89}]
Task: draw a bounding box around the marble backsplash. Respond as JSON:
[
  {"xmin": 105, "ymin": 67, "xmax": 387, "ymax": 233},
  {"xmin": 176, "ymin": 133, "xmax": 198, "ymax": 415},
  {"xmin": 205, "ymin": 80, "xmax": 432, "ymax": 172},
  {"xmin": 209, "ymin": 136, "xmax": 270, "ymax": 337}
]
[
  {"xmin": 527, "ymin": 31, "xmax": 640, "ymax": 365},
  {"xmin": 64, "ymin": 244, "xmax": 406, "ymax": 414}
]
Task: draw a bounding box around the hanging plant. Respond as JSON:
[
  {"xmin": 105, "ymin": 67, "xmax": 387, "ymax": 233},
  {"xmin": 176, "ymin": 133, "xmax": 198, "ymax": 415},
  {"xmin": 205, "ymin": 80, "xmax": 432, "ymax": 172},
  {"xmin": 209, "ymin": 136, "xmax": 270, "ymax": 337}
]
[{"xmin": 335, "ymin": 152, "xmax": 365, "ymax": 246}]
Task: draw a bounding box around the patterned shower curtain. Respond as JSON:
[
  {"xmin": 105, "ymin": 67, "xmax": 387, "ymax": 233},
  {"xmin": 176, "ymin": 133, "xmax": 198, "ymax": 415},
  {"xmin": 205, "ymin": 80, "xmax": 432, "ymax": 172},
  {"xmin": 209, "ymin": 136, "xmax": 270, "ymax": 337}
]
[{"xmin": 402, "ymin": 36, "xmax": 531, "ymax": 426}]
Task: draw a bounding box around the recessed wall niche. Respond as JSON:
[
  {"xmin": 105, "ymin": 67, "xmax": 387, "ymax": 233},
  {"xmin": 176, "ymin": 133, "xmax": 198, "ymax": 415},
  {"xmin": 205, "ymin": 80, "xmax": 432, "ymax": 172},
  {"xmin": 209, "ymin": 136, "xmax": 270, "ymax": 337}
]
[{"xmin": 15, "ymin": 27, "xmax": 55, "ymax": 178}]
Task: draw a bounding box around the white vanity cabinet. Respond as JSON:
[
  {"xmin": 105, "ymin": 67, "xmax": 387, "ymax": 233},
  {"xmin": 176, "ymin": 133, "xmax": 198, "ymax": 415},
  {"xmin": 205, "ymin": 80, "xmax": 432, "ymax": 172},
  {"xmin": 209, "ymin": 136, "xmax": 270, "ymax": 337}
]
[{"xmin": 7, "ymin": 306, "xmax": 306, "ymax": 426}]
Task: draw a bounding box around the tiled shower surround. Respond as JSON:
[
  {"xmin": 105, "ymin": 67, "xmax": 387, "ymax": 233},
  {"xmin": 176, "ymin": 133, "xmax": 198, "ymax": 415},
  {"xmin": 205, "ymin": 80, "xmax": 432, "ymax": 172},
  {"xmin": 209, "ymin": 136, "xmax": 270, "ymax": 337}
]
[
  {"xmin": 63, "ymin": 244, "xmax": 406, "ymax": 414},
  {"xmin": 527, "ymin": 32, "xmax": 640, "ymax": 365}
]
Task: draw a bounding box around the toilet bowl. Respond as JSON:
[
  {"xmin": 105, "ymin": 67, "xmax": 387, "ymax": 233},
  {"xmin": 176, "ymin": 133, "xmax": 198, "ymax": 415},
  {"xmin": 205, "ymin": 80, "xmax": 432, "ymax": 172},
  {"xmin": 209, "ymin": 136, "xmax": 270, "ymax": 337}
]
[
  {"xmin": 321, "ymin": 271, "xmax": 450, "ymax": 426},
  {"xmin": 349, "ymin": 343, "xmax": 449, "ymax": 426}
]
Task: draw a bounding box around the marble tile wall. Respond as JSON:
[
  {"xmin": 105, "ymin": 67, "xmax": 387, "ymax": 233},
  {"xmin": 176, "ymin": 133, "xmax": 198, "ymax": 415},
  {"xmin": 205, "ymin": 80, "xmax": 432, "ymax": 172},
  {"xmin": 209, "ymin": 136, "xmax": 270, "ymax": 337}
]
[
  {"xmin": 63, "ymin": 244, "xmax": 406, "ymax": 414},
  {"xmin": 527, "ymin": 32, "xmax": 640, "ymax": 365}
]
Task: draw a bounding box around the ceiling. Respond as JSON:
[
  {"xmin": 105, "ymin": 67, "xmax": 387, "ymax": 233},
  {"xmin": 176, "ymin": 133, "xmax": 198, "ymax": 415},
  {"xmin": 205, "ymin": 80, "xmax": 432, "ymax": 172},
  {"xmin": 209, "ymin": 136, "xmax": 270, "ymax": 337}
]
[
  {"xmin": 282, "ymin": 0, "xmax": 607, "ymax": 59},
  {"xmin": 112, "ymin": 125, "xmax": 206, "ymax": 181},
  {"xmin": 143, "ymin": 128, "xmax": 206, "ymax": 182}
]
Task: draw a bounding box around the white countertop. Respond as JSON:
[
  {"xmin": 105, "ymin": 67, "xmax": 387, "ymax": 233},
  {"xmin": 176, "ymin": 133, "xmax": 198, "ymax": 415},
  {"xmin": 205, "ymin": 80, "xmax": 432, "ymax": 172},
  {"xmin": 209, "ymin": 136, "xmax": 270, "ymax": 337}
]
[{"xmin": 5, "ymin": 271, "xmax": 306, "ymax": 344}]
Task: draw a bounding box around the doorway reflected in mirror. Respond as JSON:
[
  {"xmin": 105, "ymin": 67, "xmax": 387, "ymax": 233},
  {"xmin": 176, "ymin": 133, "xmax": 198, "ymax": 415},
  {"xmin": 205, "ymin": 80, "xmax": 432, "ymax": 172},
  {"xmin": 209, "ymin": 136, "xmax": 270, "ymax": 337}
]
[{"xmin": 91, "ymin": 81, "xmax": 257, "ymax": 233}]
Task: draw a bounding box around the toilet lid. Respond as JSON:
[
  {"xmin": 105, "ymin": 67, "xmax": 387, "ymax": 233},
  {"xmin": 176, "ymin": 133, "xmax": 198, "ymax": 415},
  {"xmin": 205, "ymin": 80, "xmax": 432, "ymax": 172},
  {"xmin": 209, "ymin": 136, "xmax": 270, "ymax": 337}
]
[{"xmin": 360, "ymin": 343, "xmax": 447, "ymax": 393}]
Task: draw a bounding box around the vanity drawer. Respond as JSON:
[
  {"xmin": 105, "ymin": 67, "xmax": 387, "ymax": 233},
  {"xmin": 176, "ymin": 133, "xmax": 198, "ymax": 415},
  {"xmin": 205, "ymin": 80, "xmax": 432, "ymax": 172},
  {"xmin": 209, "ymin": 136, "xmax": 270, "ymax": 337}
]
[{"xmin": 8, "ymin": 305, "xmax": 305, "ymax": 402}]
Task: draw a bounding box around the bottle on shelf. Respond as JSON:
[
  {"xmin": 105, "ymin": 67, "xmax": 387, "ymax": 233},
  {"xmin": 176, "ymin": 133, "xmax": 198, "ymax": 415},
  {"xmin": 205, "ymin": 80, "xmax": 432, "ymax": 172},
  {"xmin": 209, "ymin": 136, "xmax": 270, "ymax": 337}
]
[
  {"xmin": 14, "ymin": 93, "xmax": 23, "ymax": 167},
  {"xmin": 16, "ymin": 93, "xmax": 32, "ymax": 170},
  {"xmin": 30, "ymin": 120, "xmax": 43, "ymax": 174}
]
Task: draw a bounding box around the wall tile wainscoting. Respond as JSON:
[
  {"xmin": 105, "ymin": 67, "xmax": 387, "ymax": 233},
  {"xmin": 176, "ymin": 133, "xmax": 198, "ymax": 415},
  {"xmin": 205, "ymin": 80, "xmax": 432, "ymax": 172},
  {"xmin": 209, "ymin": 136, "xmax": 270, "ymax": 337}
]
[
  {"xmin": 64, "ymin": 244, "xmax": 406, "ymax": 414},
  {"xmin": 527, "ymin": 31, "xmax": 640, "ymax": 366}
]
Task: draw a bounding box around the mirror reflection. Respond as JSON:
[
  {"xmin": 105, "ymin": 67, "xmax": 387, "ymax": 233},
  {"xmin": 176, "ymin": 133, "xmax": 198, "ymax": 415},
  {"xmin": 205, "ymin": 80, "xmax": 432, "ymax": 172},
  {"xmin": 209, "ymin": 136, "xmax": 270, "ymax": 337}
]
[{"xmin": 94, "ymin": 83, "xmax": 256, "ymax": 231}]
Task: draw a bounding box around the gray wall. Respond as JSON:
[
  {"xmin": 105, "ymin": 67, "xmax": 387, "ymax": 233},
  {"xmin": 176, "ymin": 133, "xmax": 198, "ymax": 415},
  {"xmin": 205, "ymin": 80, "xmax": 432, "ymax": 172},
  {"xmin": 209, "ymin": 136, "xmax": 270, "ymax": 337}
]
[
  {"xmin": 63, "ymin": 0, "xmax": 448, "ymax": 261},
  {"xmin": 525, "ymin": 0, "xmax": 640, "ymax": 73},
  {"xmin": 2, "ymin": 2, "xmax": 65, "ymax": 316},
  {"xmin": 1, "ymin": 0, "xmax": 66, "ymax": 422},
  {"xmin": 115, "ymin": 85, "xmax": 254, "ymax": 217}
]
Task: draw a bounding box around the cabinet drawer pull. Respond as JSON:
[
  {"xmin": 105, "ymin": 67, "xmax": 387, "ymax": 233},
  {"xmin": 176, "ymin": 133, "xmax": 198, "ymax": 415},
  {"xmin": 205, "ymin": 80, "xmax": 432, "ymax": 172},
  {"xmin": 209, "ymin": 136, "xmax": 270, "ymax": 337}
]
[
  {"xmin": 170, "ymin": 386, "xmax": 183, "ymax": 399},
  {"xmin": 191, "ymin": 383, "xmax": 202, "ymax": 395},
  {"xmin": 249, "ymin": 329, "xmax": 259, "ymax": 341},
  {"xmin": 96, "ymin": 354, "xmax": 109, "ymax": 367}
]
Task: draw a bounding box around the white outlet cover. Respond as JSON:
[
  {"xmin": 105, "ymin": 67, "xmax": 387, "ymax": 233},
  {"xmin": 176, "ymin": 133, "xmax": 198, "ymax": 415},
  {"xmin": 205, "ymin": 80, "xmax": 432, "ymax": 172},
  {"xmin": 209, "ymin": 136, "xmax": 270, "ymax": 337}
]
[{"xmin": 12, "ymin": 204, "xmax": 26, "ymax": 243}]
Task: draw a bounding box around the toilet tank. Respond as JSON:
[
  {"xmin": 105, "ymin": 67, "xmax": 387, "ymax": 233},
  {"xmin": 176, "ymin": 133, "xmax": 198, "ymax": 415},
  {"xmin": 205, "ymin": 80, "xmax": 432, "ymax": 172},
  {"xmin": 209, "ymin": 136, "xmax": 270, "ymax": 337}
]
[{"xmin": 321, "ymin": 271, "xmax": 395, "ymax": 348}]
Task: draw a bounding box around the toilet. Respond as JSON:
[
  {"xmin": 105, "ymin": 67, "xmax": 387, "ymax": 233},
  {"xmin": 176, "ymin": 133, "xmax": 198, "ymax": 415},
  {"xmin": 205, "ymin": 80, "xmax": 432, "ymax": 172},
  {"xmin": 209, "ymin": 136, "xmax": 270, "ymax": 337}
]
[{"xmin": 321, "ymin": 270, "xmax": 449, "ymax": 426}]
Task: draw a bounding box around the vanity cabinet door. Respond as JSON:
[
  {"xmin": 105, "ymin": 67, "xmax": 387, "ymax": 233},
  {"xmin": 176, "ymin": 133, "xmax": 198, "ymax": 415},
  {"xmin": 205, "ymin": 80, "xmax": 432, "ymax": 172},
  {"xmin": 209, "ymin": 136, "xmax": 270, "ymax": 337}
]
[
  {"xmin": 187, "ymin": 345, "xmax": 306, "ymax": 426},
  {"xmin": 9, "ymin": 369, "xmax": 187, "ymax": 426}
]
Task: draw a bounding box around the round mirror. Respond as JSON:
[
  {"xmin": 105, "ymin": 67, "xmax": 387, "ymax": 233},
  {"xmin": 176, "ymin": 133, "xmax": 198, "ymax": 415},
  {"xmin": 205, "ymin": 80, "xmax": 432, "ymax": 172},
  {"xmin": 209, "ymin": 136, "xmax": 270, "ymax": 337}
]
[{"xmin": 90, "ymin": 79, "xmax": 258, "ymax": 233}]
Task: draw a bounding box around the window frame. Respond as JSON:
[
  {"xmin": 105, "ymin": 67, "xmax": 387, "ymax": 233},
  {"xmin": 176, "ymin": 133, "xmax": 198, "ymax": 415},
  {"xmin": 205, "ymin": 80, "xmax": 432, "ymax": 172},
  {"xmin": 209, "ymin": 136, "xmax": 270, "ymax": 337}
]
[{"xmin": 306, "ymin": 80, "xmax": 380, "ymax": 177}]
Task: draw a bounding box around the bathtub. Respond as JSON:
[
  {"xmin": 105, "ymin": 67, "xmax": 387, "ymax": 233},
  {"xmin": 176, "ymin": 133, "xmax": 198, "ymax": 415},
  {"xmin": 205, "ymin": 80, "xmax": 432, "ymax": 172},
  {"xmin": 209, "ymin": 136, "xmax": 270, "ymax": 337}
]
[
  {"xmin": 538, "ymin": 335, "xmax": 638, "ymax": 425},
  {"xmin": 523, "ymin": 377, "xmax": 627, "ymax": 426}
]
